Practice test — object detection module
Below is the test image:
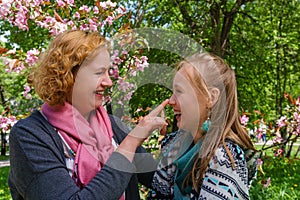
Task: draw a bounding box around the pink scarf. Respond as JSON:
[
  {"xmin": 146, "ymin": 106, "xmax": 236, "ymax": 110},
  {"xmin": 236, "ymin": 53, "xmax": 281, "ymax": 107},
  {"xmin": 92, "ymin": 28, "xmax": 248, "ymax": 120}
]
[{"xmin": 42, "ymin": 102, "xmax": 114, "ymax": 188}]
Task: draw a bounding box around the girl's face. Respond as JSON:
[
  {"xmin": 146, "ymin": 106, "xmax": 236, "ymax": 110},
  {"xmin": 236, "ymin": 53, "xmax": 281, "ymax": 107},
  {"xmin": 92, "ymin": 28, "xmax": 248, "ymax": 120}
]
[
  {"xmin": 169, "ymin": 65, "xmax": 209, "ymax": 136},
  {"xmin": 71, "ymin": 48, "xmax": 113, "ymax": 119}
]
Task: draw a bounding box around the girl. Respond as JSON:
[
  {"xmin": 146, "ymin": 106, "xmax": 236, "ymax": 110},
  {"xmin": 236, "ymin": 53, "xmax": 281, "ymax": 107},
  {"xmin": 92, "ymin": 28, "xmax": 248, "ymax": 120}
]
[{"xmin": 149, "ymin": 52, "xmax": 258, "ymax": 199}]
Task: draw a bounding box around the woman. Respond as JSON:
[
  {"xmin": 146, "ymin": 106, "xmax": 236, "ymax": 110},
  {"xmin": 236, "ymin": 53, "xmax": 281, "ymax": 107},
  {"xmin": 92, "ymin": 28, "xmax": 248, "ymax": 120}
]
[
  {"xmin": 8, "ymin": 30, "xmax": 168, "ymax": 200},
  {"xmin": 148, "ymin": 52, "xmax": 258, "ymax": 199}
]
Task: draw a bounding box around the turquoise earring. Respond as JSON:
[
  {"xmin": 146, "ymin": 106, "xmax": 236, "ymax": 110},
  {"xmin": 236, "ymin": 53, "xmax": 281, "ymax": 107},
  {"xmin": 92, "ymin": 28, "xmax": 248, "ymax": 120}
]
[{"xmin": 201, "ymin": 118, "xmax": 211, "ymax": 132}]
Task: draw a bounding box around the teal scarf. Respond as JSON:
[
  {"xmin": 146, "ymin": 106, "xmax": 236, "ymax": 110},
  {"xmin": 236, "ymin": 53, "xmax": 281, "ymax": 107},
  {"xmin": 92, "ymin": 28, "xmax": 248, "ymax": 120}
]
[{"xmin": 173, "ymin": 140, "xmax": 202, "ymax": 199}]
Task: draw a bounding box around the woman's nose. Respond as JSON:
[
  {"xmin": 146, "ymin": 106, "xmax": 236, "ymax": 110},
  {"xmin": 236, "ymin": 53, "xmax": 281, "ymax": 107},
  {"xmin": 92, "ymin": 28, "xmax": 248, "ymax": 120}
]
[{"xmin": 102, "ymin": 74, "xmax": 113, "ymax": 87}]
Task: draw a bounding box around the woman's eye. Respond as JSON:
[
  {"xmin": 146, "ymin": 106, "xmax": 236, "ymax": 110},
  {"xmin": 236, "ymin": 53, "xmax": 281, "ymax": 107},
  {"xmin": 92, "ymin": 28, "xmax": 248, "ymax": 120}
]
[{"xmin": 95, "ymin": 71, "xmax": 105, "ymax": 75}]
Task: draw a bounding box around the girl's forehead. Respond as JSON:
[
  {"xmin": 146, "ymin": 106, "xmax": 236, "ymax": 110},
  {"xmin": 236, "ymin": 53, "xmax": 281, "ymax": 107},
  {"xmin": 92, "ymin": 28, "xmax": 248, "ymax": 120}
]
[
  {"xmin": 173, "ymin": 68, "xmax": 192, "ymax": 88},
  {"xmin": 175, "ymin": 65, "xmax": 195, "ymax": 80}
]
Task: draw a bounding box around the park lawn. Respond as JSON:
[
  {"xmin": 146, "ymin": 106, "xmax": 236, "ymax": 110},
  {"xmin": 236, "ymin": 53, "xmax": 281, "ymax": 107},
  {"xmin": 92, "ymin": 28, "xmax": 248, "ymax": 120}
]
[
  {"xmin": 250, "ymin": 144, "xmax": 300, "ymax": 199},
  {"xmin": 249, "ymin": 156, "xmax": 300, "ymax": 200},
  {"xmin": 0, "ymin": 166, "xmax": 11, "ymax": 200}
]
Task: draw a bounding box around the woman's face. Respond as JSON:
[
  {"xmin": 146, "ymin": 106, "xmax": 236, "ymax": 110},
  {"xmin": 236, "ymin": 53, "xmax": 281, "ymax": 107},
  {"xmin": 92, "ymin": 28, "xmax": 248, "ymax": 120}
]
[
  {"xmin": 71, "ymin": 48, "xmax": 112, "ymax": 119},
  {"xmin": 169, "ymin": 65, "xmax": 208, "ymax": 135}
]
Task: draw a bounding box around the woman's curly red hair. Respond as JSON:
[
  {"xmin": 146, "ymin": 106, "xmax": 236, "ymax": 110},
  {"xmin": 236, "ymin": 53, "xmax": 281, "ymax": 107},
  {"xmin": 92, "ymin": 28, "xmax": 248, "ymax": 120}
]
[{"xmin": 29, "ymin": 30, "xmax": 108, "ymax": 106}]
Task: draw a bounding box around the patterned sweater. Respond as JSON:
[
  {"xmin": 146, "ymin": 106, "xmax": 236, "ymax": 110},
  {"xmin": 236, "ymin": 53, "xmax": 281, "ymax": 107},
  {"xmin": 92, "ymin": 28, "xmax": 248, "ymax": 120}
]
[{"xmin": 148, "ymin": 130, "xmax": 258, "ymax": 200}]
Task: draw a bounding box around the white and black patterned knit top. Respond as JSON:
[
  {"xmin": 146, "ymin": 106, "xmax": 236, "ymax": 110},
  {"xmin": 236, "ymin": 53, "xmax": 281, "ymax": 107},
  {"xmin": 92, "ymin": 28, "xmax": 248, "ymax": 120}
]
[{"xmin": 148, "ymin": 130, "xmax": 258, "ymax": 200}]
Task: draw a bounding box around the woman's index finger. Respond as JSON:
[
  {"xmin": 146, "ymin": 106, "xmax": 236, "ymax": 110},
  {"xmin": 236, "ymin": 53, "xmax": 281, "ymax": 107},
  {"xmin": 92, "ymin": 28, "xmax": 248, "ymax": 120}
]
[{"xmin": 148, "ymin": 99, "xmax": 169, "ymax": 117}]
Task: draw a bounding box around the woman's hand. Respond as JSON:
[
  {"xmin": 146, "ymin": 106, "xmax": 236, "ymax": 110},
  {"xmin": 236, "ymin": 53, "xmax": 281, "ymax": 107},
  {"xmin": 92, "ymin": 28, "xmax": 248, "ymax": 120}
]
[
  {"xmin": 133, "ymin": 99, "xmax": 169, "ymax": 138},
  {"xmin": 117, "ymin": 99, "xmax": 169, "ymax": 161}
]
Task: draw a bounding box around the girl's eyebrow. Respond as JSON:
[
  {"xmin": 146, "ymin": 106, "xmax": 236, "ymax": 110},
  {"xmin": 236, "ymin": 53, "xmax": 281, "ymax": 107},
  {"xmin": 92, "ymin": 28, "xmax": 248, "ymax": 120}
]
[{"xmin": 174, "ymin": 83, "xmax": 183, "ymax": 88}]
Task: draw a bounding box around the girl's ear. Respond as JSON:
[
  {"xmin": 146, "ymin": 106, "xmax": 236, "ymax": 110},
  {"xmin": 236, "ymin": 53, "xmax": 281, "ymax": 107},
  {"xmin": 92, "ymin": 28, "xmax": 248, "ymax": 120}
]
[{"xmin": 208, "ymin": 87, "xmax": 220, "ymax": 108}]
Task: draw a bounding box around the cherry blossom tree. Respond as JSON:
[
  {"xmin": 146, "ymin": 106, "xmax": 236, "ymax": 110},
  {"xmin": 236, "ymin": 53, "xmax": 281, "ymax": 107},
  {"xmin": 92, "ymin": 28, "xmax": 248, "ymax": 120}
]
[{"xmin": 0, "ymin": 0, "xmax": 149, "ymax": 155}]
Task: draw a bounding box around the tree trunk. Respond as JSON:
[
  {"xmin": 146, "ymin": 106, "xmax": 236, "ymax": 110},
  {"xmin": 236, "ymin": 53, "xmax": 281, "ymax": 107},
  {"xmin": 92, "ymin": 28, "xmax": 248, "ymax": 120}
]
[
  {"xmin": 209, "ymin": 0, "xmax": 253, "ymax": 57},
  {"xmin": 0, "ymin": 85, "xmax": 7, "ymax": 156},
  {"xmin": 1, "ymin": 131, "xmax": 6, "ymax": 156},
  {"xmin": 295, "ymin": 145, "xmax": 300, "ymax": 158}
]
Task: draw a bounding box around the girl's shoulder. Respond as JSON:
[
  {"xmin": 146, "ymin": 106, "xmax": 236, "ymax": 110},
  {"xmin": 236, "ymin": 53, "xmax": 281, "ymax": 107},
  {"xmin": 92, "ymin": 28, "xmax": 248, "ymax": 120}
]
[
  {"xmin": 213, "ymin": 140, "xmax": 247, "ymax": 166},
  {"xmin": 160, "ymin": 131, "xmax": 180, "ymax": 148}
]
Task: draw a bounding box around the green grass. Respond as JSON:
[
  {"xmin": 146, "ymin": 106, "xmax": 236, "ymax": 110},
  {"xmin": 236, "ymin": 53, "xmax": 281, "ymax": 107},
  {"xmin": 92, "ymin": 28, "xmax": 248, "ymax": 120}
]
[
  {"xmin": 249, "ymin": 156, "xmax": 300, "ymax": 200},
  {"xmin": 255, "ymin": 144, "xmax": 299, "ymax": 157},
  {"xmin": 0, "ymin": 166, "xmax": 11, "ymax": 200},
  {"xmin": 0, "ymin": 156, "xmax": 9, "ymax": 161}
]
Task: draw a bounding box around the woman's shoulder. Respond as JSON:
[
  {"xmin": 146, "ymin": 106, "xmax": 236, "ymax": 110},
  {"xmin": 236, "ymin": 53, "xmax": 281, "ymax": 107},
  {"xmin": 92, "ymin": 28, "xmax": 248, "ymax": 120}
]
[
  {"xmin": 12, "ymin": 110, "xmax": 44, "ymax": 129},
  {"xmin": 10, "ymin": 110, "xmax": 58, "ymax": 140}
]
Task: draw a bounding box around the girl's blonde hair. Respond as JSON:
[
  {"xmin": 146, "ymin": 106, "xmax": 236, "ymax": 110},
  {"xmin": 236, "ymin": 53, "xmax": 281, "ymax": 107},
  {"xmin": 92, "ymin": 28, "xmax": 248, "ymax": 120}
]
[
  {"xmin": 29, "ymin": 30, "xmax": 108, "ymax": 106},
  {"xmin": 178, "ymin": 52, "xmax": 255, "ymax": 192}
]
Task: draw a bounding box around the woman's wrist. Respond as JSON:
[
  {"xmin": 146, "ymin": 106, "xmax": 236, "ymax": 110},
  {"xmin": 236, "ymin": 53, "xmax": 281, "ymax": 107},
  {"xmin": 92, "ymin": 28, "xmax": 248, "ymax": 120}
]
[{"xmin": 116, "ymin": 134, "xmax": 141, "ymax": 162}]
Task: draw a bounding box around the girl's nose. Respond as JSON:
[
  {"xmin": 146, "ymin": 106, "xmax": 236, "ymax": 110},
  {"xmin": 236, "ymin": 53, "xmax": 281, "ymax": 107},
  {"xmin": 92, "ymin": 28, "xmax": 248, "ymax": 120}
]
[{"xmin": 169, "ymin": 94, "xmax": 176, "ymax": 106}]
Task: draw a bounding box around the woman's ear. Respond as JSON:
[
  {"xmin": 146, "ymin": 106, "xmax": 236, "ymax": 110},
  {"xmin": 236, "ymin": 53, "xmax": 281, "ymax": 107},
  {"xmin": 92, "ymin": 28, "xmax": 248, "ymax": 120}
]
[{"xmin": 208, "ymin": 87, "xmax": 220, "ymax": 107}]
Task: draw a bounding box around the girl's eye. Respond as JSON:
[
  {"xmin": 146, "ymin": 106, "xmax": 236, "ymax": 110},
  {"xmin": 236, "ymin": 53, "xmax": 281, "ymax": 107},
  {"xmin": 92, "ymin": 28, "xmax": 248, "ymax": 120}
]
[
  {"xmin": 174, "ymin": 89, "xmax": 183, "ymax": 94},
  {"xmin": 175, "ymin": 88, "xmax": 183, "ymax": 93}
]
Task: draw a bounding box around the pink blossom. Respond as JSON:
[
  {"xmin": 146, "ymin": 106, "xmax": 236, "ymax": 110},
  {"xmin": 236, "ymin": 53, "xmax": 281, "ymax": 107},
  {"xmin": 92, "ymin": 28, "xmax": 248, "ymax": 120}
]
[
  {"xmin": 133, "ymin": 56, "xmax": 149, "ymax": 73},
  {"xmin": 124, "ymin": 91, "xmax": 134, "ymax": 101},
  {"xmin": 263, "ymin": 177, "xmax": 271, "ymax": 188},
  {"xmin": 105, "ymin": 16, "xmax": 114, "ymax": 26},
  {"xmin": 257, "ymin": 158, "xmax": 263, "ymax": 166},
  {"xmin": 240, "ymin": 115, "xmax": 249, "ymax": 125},
  {"xmin": 0, "ymin": 115, "xmax": 17, "ymax": 132},
  {"xmin": 296, "ymin": 124, "xmax": 300, "ymax": 135},
  {"xmin": 88, "ymin": 19, "xmax": 98, "ymax": 32},
  {"xmin": 294, "ymin": 112, "xmax": 300, "ymax": 122},
  {"xmin": 256, "ymin": 132, "xmax": 262, "ymax": 139},
  {"xmin": 67, "ymin": 20, "xmax": 74, "ymax": 27},
  {"xmin": 49, "ymin": 22, "xmax": 68, "ymax": 35},
  {"xmin": 296, "ymin": 97, "xmax": 300, "ymax": 107},
  {"xmin": 275, "ymin": 149, "xmax": 283, "ymax": 157},
  {"xmin": 277, "ymin": 116, "xmax": 287, "ymax": 128},
  {"xmin": 93, "ymin": 6, "xmax": 99, "ymax": 14},
  {"xmin": 109, "ymin": 69, "xmax": 119, "ymax": 78},
  {"xmin": 2, "ymin": 57, "xmax": 17, "ymax": 73},
  {"xmin": 0, "ymin": 1, "xmax": 12, "ymax": 18},
  {"xmin": 79, "ymin": 5, "xmax": 91, "ymax": 13},
  {"xmin": 106, "ymin": 1, "xmax": 117, "ymax": 8},
  {"xmin": 14, "ymin": 4, "xmax": 29, "ymax": 30},
  {"xmin": 130, "ymin": 70, "xmax": 137, "ymax": 76},
  {"xmin": 56, "ymin": 0, "xmax": 66, "ymax": 7},
  {"xmin": 117, "ymin": 79, "xmax": 130, "ymax": 92},
  {"xmin": 65, "ymin": 0, "xmax": 74, "ymax": 6},
  {"xmin": 100, "ymin": 2, "xmax": 107, "ymax": 9},
  {"xmin": 22, "ymin": 85, "xmax": 32, "ymax": 99},
  {"xmin": 25, "ymin": 48, "xmax": 40, "ymax": 66},
  {"xmin": 272, "ymin": 136, "xmax": 282, "ymax": 144},
  {"xmin": 13, "ymin": 63, "xmax": 26, "ymax": 73},
  {"xmin": 6, "ymin": 49, "xmax": 16, "ymax": 54},
  {"xmin": 30, "ymin": 10, "xmax": 41, "ymax": 19},
  {"xmin": 74, "ymin": 11, "xmax": 80, "ymax": 20},
  {"xmin": 79, "ymin": 24, "xmax": 89, "ymax": 31},
  {"xmin": 121, "ymin": 50, "xmax": 128, "ymax": 55}
]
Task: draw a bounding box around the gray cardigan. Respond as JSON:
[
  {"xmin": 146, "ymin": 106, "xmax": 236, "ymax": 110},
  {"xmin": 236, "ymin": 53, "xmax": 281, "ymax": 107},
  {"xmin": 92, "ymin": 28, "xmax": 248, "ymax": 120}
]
[{"xmin": 8, "ymin": 110, "xmax": 157, "ymax": 200}]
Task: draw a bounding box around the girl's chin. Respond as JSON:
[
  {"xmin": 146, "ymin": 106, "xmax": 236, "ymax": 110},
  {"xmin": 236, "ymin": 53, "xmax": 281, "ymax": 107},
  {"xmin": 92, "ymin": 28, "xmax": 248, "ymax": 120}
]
[{"xmin": 176, "ymin": 121, "xmax": 181, "ymax": 129}]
